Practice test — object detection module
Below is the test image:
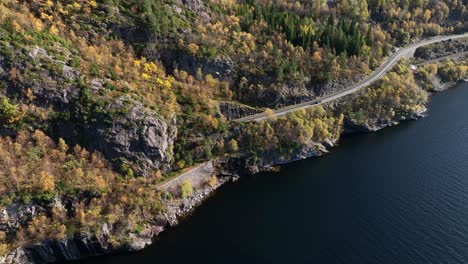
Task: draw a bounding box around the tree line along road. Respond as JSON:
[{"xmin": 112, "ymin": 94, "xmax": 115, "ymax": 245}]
[{"xmin": 235, "ymin": 32, "xmax": 468, "ymax": 123}]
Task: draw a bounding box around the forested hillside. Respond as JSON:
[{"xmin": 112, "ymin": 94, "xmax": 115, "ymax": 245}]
[{"xmin": 0, "ymin": 0, "xmax": 466, "ymax": 261}]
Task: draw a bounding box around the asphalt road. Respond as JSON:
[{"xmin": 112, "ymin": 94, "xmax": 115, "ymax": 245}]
[{"xmin": 235, "ymin": 33, "xmax": 468, "ymax": 122}]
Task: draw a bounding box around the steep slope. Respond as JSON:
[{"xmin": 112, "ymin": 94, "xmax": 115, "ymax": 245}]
[{"xmin": 0, "ymin": 0, "xmax": 466, "ymax": 262}]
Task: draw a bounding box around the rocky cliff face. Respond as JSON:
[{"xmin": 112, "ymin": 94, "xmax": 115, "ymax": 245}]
[
  {"xmin": 0, "ymin": 46, "xmax": 177, "ymax": 176},
  {"xmin": 175, "ymin": 0, "xmax": 211, "ymax": 24},
  {"xmin": 83, "ymin": 96, "xmax": 177, "ymax": 175},
  {"xmin": 158, "ymin": 51, "xmax": 236, "ymax": 82},
  {"xmin": 217, "ymin": 101, "xmax": 261, "ymax": 120},
  {"xmin": 52, "ymin": 99, "xmax": 177, "ymax": 177},
  {"xmin": 414, "ymin": 39, "xmax": 468, "ymax": 60},
  {"xmin": 2, "ymin": 47, "xmax": 80, "ymax": 109}
]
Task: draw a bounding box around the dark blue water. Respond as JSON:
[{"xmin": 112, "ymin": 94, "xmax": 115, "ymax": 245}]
[{"xmin": 80, "ymin": 82, "xmax": 468, "ymax": 264}]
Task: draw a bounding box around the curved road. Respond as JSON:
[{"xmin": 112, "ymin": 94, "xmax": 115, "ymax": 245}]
[{"xmin": 235, "ymin": 33, "xmax": 468, "ymax": 122}]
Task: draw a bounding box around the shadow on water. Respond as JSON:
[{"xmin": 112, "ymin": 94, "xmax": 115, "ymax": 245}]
[{"xmin": 77, "ymin": 82, "xmax": 468, "ymax": 264}]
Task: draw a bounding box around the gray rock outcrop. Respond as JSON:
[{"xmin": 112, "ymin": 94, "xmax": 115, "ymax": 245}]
[
  {"xmin": 85, "ymin": 96, "xmax": 177, "ymax": 175},
  {"xmin": 414, "ymin": 39, "xmax": 468, "ymax": 60},
  {"xmin": 218, "ymin": 102, "xmax": 261, "ymax": 120}
]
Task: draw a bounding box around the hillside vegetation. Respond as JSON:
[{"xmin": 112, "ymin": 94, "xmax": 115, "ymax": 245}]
[{"xmin": 0, "ymin": 0, "xmax": 466, "ymax": 259}]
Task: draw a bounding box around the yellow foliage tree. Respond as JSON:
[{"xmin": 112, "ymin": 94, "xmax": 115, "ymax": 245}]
[{"xmin": 38, "ymin": 171, "xmax": 55, "ymax": 192}]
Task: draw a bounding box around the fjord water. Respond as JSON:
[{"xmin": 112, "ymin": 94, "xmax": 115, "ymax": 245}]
[{"xmin": 80, "ymin": 82, "xmax": 468, "ymax": 264}]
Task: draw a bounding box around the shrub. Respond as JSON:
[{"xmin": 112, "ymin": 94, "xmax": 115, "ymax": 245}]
[
  {"xmin": 135, "ymin": 225, "xmax": 145, "ymax": 234},
  {"xmin": 184, "ymin": 152, "xmax": 194, "ymax": 167},
  {"xmin": 180, "ymin": 180, "xmax": 193, "ymax": 198},
  {"xmin": 0, "ymin": 97, "xmax": 23, "ymax": 125},
  {"xmin": 0, "ymin": 243, "xmax": 8, "ymax": 256},
  {"xmin": 205, "ymin": 175, "xmax": 218, "ymax": 188},
  {"xmin": 90, "ymin": 63, "xmax": 100, "ymax": 77},
  {"xmin": 176, "ymin": 160, "xmax": 186, "ymax": 170},
  {"xmin": 226, "ymin": 139, "xmax": 239, "ymax": 153}
]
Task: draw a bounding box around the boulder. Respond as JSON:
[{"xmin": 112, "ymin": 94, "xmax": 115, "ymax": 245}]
[{"xmin": 0, "ymin": 203, "xmax": 40, "ymax": 230}]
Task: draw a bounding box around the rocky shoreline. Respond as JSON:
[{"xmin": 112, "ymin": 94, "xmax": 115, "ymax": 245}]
[{"xmin": 0, "ymin": 175, "xmax": 234, "ymax": 264}]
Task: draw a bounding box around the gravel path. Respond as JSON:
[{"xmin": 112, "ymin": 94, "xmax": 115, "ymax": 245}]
[{"xmin": 159, "ymin": 161, "xmax": 215, "ymax": 194}]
